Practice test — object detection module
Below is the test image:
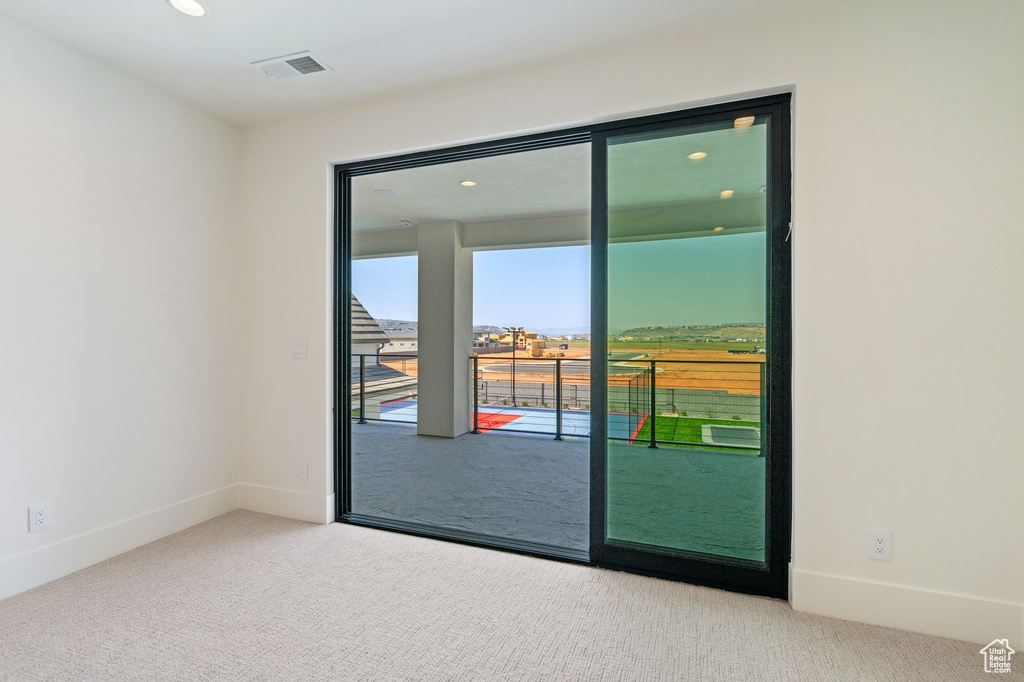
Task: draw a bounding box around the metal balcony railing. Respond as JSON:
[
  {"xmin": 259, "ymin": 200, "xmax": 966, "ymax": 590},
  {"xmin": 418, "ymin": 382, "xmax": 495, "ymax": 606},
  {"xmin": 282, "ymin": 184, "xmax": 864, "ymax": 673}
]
[
  {"xmin": 351, "ymin": 353, "xmax": 419, "ymax": 425},
  {"xmin": 351, "ymin": 352, "xmax": 764, "ymax": 452},
  {"xmin": 608, "ymin": 357, "xmax": 764, "ymax": 453},
  {"xmin": 471, "ymin": 355, "xmax": 591, "ymax": 440}
]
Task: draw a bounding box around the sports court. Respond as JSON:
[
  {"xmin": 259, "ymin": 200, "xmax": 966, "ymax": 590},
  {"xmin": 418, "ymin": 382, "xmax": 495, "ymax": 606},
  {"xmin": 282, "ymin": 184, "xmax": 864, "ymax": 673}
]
[
  {"xmin": 379, "ymin": 399, "xmax": 594, "ymax": 437},
  {"xmin": 377, "ymin": 398, "xmax": 642, "ymax": 440}
]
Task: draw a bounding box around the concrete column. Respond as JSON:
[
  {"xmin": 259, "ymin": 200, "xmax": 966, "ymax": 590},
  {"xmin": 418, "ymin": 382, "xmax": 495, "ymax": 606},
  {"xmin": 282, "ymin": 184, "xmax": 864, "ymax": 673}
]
[{"xmin": 417, "ymin": 221, "xmax": 473, "ymax": 437}]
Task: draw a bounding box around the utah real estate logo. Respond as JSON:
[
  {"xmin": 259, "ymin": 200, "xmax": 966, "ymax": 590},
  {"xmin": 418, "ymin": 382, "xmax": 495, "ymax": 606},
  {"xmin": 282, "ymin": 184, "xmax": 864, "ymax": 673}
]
[{"xmin": 979, "ymin": 639, "xmax": 1014, "ymax": 674}]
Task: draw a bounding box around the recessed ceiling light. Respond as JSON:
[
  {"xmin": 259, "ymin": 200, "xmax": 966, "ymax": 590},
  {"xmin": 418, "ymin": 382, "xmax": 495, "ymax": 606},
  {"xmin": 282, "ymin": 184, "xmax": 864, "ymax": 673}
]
[
  {"xmin": 688, "ymin": 152, "xmax": 707, "ymax": 160},
  {"xmin": 719, "ymin": 190, "xmax": 734, "ymax": 199},
  {"xmin": 374, "ymin": 189, "xmax": 398, "ymax": 197},
  {"xmin": 713, "ymin": 226, "xmax": 725, "ymax": 232},
  {"xmin": 167, "ymin": 0, "xmax": 207, "ymax": 17},
  {"xmin": 734, "ymin": 116, "xmax": 756, "ymax": 129},
  {"xmin": 460, "ymin": 180, "xmax": 477, "ymax": 187}
]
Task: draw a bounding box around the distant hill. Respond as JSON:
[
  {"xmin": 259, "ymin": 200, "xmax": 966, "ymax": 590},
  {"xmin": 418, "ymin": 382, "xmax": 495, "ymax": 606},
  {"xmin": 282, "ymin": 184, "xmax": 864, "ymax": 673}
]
[
  {"xmin": 472, "ymin": 325, "xmax": 589, "ymax": 336},
  {"xmin": 621, "ymin": 324, "xmax": 765, "ymax": 340},
  {"xmin": 376, "ymin": 318, "xmax": 416, "ymax": 329},
  {"xmin": 536, "ymin": 326, "xmax": 591, "ymax": 336},
  {"xmin": 373, "ymin": 320, "xmax": 590, "ymax": 337},
  {"xmin": 374, "ymin": 321, "xmax": 511, "ymax": 335}
]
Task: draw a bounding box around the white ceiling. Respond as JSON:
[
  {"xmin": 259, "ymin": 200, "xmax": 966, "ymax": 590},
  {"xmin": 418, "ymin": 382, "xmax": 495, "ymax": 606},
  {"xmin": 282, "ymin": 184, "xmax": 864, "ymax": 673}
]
[
  {"xmin": 352, "ymin": 144, "xmax": 591, "ymax": 232},
  {"xmin": 351, "ymin": 121, "xmax": 766, "ymax": 233},
  {"xmin": 0, "ymin": 0, "xmax": 830, "ymax": 126}
]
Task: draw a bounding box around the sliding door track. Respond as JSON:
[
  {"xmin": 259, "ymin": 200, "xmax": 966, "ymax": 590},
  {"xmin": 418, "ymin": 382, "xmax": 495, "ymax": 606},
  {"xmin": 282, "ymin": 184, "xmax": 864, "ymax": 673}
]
[{"xmin": 342, "ymin": 513, "xmax": 591, "ymax": 563}]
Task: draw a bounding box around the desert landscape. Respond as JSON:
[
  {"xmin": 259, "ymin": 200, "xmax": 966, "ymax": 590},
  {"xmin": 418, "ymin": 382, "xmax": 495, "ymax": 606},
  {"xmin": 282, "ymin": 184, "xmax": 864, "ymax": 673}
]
[{"xmin": 382, "ymin": 347, "xmax": 763, "ymax": 396}]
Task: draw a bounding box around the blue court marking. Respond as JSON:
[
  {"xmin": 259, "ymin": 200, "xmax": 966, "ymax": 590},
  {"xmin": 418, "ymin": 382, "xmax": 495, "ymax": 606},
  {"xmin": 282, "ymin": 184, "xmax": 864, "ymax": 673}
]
[
  {"xmin": 373, "ymin": 400, "xmax": 648, "ymax": 441},
  {"xmin": 607, "ymin": 412, "xmax": 642, "ymax": 441},
  {"xmin": 378, "ymin": 399, "xmax": 417, "ymax": 423},
  {"xmin": 375, "ymin": 399, "xmax": 604, "ymax": 437}
]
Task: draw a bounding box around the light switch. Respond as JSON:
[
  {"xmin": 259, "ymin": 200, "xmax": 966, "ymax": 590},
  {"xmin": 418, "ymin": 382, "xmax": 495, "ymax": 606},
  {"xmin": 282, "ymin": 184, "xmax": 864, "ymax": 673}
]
[{"xmin": 291, "ymin": 340, "xmax": 308, "ymax": 359}]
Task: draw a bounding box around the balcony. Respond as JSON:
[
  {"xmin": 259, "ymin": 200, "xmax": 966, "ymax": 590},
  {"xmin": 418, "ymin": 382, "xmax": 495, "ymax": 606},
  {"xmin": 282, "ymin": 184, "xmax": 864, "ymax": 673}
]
[
  {"xmin": 349, "ymin": 351, "xmax": 765, "ymax": 558},
  {"xmin": 352, "ymin": 352, "xmax": 762, "ymax": 450}
]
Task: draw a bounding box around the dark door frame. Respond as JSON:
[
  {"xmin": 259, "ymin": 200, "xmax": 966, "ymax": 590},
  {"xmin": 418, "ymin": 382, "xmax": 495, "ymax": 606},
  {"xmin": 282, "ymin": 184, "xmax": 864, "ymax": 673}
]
[
  {"xmin": 590, "ymin": 95, "xmax": 792, "ymax": 599},
  {"xmin": 333, "ymin": 93, "xmax": 791, "ymax": 599},
  {"xmin": 333, "ymin": 131, "xmax": 594, "ymax": 563}
]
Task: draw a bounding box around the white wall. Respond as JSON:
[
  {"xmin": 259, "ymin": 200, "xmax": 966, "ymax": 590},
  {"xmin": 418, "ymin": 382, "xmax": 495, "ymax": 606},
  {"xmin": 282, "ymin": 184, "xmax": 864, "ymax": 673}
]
[
  {"xmin": 0, "ymin": 17, "xmax": 242, "ymax": 598},
  {"xmin": 240, "ymin": 0, "xmax": 1024, "ymax": 644}
]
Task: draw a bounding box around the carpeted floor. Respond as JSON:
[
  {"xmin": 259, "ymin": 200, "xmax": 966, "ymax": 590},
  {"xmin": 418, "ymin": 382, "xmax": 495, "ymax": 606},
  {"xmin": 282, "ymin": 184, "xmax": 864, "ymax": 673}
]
[{"xmin": 0, "ymin": 511, "xmax": 1001, "ymax": 681}]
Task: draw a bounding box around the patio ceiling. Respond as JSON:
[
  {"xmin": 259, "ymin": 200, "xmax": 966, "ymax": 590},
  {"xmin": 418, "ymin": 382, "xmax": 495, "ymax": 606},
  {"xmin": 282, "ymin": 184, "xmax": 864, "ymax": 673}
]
[{"xmin": 351, "ymin": 120, "xmax": 767, "ymax": 251}]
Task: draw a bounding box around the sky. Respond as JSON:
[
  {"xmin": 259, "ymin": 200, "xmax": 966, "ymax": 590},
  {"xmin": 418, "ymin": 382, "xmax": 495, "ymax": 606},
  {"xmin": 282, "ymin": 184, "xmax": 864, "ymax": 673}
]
[
  {"xmin": 351, "ymin": 234, "xmax": 764, "ymax": 333},
  {"xmin": 608, "ymin": 232, "xmax": 765, "ymax": 331},
  {"xmin": 352, "ymin": 255, "xmax": 418, "ymax": 322},
  {"xmin": 473, "ymin": 246, "xmax": 590, "ymax": 330},
  {"xmin": 351, "ymin": 246, "xmax": 590, "ymax": 330}
]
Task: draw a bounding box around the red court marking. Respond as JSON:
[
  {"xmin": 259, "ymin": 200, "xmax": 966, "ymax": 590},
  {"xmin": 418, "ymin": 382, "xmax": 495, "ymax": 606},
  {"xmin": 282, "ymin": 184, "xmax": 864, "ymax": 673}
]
[
  {"xmin": 629, "ymin": 415, "xmax": 648, "ymax": 444},
  {"xmin": 476, "ymin": 412, "xmax": 521, "ymax": 433}
]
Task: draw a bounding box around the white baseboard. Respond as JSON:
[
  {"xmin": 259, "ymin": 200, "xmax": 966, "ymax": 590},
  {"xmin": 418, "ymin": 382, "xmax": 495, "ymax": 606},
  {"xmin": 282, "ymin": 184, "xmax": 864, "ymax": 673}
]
[
  {"xmin": 790, "ymin": 567, "xmax": 1024, "ymax": 645},
  {"xmin": 237, "ymin": 483, "xmax": 334, "ymax": 524},
  {"xmin": 0, "ymin": 485, "xmax": 239, "ymax": 602}
]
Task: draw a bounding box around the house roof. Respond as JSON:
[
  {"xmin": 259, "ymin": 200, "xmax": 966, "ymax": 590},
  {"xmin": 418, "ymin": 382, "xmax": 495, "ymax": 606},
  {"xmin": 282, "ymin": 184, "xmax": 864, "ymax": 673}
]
[
  {"xmin": 351, "ymin": 295, "xmax": 389, "ymax": 345},
  {"xmin": 349, "ymin": 357, "xmax": 416, "ymax": 392}
]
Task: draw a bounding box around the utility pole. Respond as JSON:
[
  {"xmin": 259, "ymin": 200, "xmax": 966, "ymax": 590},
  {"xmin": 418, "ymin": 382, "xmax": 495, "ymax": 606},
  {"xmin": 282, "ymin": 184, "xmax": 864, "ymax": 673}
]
[{"xmin": 502, "ymin": 326, "xmax": 523, "ymax": 407}]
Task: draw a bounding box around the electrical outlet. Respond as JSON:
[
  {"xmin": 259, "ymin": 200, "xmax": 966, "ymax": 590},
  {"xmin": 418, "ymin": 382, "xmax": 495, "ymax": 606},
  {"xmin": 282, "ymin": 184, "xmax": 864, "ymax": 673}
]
[
  {"xmin": 869, "ymin": 530, "xmax": 891, "ymax": 561},
  {"xmin": 29, "ymin": 502, "xmax": 52, "ymax": 533},
  {"xmin": 298, "ymin": 461, "xmax": 308, "ymax": 480}
]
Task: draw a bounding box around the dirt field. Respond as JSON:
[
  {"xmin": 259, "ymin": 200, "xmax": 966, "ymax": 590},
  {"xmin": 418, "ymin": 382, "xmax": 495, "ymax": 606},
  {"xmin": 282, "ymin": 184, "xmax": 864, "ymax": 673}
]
[
  {"xmin": 617, "ymin": 349, "xmax": 763, "ymax": 395},
  {"xmin": 382, "ymin": 348, "xmax": 764, "ymax": 395}
]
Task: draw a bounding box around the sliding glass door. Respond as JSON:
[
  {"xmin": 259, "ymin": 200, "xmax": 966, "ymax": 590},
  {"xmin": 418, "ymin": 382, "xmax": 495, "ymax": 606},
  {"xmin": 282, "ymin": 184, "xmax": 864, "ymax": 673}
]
[
  {"xmin": 336, "ymin": 94, "xmax": 791, "ymax": 597},
  {"xmin": 591, "ymin": 97, "xmax": 790, "ymax": 597},
  {"xmin": 337, "ymin": 138, "xmax": 593, "ymax": 560}
]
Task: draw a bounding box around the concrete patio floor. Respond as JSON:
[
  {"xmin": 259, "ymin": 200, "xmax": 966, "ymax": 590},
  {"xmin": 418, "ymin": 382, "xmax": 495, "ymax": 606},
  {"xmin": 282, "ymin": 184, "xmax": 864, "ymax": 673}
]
[
  {"xmin": 349, "ymin": 421, "xmax": 766, "ymax": 561},
  {"xmin": 350, "ymin": 421, "xmax": 590, "ymax": 551}
]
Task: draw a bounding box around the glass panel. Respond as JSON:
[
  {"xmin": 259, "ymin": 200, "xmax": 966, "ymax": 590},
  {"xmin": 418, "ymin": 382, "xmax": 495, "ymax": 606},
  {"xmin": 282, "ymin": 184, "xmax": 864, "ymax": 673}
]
[
  {"xmin": 605, "ymin": 118, "xmax": 768, "ymax": 562},
  {"xmin": 348, "ymin": 144, "xmax": 591, "ymax": 553},
  {"xmin": 472, "ymin": 246, "xmax": 591, "ymax": 438},
  {"xmin": 351, "ymin": 255, "xmax": 419, "ymax": 427}
]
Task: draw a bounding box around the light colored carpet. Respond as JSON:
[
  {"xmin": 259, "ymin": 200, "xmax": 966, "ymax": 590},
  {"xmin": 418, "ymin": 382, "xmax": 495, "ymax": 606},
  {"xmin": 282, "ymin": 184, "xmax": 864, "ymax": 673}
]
[{"xmin": 0, "ymin": 511, "xmax": 999, "ymax": 681}]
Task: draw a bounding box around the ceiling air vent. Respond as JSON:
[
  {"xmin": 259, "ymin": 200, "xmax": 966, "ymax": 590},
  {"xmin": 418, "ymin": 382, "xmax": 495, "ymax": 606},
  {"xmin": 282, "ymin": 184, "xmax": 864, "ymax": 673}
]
[{"xmin": 251, "ymin": 51, "xmax": 332, "ymax": 79}]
